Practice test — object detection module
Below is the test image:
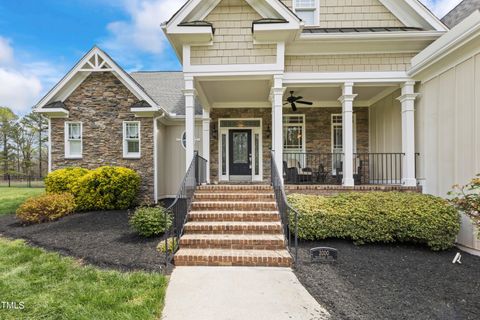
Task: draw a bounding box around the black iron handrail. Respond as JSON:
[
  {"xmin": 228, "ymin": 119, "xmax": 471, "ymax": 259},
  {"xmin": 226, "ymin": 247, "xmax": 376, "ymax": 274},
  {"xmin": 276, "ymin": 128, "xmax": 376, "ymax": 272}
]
[
  {"xmin": 163, "ymin": 152, "xmax": 208, "ymax": 269},
  {"xmin": 271, "ymin": 150, "xmax": 299, "ymax": 264}
]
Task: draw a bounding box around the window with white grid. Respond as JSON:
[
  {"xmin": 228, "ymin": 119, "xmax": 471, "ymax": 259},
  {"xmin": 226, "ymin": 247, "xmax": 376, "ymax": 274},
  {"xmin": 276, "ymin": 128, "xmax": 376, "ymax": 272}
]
[
  {"xmin": 123, "ymin": 121, "xmax": 141, "ymax": 158},
  {"xmin": 294, "ymin": 0, "xmax": 318, "ymax": 26},
  {"xmin": 65, "ymin": 122, "xmax": 82, "ymax": 158}
]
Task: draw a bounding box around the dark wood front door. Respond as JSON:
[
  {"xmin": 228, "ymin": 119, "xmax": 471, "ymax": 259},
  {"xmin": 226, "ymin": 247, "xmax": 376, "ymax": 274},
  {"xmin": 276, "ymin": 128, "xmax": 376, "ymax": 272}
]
[{"xmin": 229, "ymin": 129, "xmax": 252, "ymax": 176}]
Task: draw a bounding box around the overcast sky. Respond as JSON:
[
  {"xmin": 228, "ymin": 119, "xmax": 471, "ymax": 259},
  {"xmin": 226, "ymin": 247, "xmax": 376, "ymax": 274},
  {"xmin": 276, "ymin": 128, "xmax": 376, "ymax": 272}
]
[{"xmin": 0, "ymin": 0, "xmax": 463, "ymax": 115}]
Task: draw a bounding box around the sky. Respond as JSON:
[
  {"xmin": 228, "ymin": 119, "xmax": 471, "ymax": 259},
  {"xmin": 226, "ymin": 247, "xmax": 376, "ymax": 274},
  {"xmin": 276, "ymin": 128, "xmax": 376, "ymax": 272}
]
[{"xmin": 0, "ymin": 0, "xmax": 463, "ymax": 115}]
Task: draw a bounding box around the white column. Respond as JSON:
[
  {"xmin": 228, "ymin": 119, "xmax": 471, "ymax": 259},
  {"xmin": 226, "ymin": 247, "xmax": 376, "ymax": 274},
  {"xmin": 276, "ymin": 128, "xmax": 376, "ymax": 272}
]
[
  {"xmin": 339, "ymin": 82, "xmax": 357, "ymax": 187},
  {"xmin": 271, "ymin": 75, "xmax": 284, "ymax": 174},
  {"xmin": 47, "ymin": 117, "xmax": 52, "ymax": 173},
  {"xmin": 202, "ymin": 109, "xmax": 211, "ymax": 183},
  {"xmin": 397, "ymin": 81, "xmax": 419, "ymax": 187},
  {"xmin": 183, "ymin": 76, "xmax": 196, "ymax": 171}
]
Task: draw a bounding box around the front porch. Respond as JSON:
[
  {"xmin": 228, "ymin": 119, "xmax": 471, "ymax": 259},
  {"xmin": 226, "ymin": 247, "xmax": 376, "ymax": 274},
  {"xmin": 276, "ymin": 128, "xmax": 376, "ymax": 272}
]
[{"xmin": 183, "ymin": 74, "xmax": 419, "ymax": 188}]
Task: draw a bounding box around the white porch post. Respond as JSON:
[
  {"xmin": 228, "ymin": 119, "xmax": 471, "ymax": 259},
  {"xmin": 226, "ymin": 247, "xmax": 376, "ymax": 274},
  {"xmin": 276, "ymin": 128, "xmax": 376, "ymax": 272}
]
[
  {"xmin": 271, "ymin": 75, "xmax": 284, "ymax": 175},
  {"xmin": 339, "ymin": 82, "xmax": 357, "ymax": 187},
  {"xmin": 397, "ymin": 81, "xmax": 419, "ymax": 187},
  {"xmin": 202, "ymin": 109, "xmax": 211, "ymax": 183},
  {"xmin": 184, "ymin": 76, "xmax": 196, "ymax": 171}
]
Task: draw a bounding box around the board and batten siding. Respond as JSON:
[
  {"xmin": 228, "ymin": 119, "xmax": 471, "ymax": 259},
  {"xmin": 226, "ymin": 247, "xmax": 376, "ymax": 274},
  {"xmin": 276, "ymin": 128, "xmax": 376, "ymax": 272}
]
[
  {"xmin": 285, "ymin": 53, "xmax": 415, "ymax": 72},
  {"xmin": 190, "ymin": 0, "xmax": 277, "ymax": 65},
  {"xmin": 281, "ymin": 0, "xmax": 404, "ymax": 28},
  {"xmin": 369, "ymin": 89, "xmax": 402, "ymax": 154},
  {"xmin": 416, "ymin": 53, "xmax": 480, "ymax": 251},
  {"xmin": 157, "ymin": 124, "xmax": 203, "ymax": 198}
]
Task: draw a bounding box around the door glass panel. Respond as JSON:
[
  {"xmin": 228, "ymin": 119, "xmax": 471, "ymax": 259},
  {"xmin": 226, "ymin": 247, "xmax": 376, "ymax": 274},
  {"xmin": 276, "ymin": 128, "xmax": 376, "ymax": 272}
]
[
  {"xmin": 222, "ymin": 134, "xmax": 227, "ymax": 175},
  {"xmin": 255, "ymin": 134, "xmax": 259, "ymax": 175},
  {"xmin": 233, "ymin": 132, "xmax": 248, "ymax": 164}
]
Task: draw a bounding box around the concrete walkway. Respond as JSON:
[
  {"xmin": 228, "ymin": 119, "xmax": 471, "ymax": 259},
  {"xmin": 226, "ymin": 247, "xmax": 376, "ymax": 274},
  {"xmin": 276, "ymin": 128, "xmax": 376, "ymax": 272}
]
[{"xmin": 162, "ymin": 267, "xmax": 330, "ymax": 320}]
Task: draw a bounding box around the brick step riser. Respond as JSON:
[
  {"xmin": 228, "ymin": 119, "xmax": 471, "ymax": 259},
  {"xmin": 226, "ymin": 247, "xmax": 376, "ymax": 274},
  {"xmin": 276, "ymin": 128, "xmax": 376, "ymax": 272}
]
[
  {"xmin": 179, "ymin": 241, "xmax": 286, "ymax": 250},
  {"xmin": 194, "ymin": 194, "xmax": 275, "ymax": 201},
  {"xmin": 184, "ymin": 228, "xmax": 283, "ymax": 235},
  {"xmin": 191, "ymin": 203, "xmax": 277, "ymax": 211},
  {"xmin": 188, "ymin": 214, "xmax": 280, "ymax": 222},
  {"xmin": 174, "ymin": 256, "xmax": 292, "ymax": 267},
  {"xmin": 196, "ymin": 187, "xmax": 273, "ymax": 192}
]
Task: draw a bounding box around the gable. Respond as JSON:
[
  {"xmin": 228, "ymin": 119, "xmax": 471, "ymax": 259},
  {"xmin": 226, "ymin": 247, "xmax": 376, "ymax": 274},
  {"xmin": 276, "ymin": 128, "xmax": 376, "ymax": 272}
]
[{"xmin": 190, "ymin": 0, "xmax": 278, "ymax": 65}]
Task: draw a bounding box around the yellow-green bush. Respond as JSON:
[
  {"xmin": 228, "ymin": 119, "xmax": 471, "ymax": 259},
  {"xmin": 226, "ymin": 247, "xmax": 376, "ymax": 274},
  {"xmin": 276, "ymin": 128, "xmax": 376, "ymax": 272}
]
[
  {"xmin": 74, "ymin": 167, "xmax": 140, "ymax": 211},
  {"xmin": 157, "ymin": 237, "xmax": 177, "ymax": 253},
  {"xmin": 16, "ymin": 193, "xmax": 76, "ymax": 224},
  {"xmin": 288, "ymin": 192, "xmax": 460, "ymax": 251},
  {"xmin": 45, "ymin": 167, "xmax": 89, "ymax": 194}
]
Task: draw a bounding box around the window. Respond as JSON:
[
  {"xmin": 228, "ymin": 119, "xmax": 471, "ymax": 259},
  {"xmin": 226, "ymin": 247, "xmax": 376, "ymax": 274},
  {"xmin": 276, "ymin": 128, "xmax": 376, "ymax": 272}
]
[
  {"xmin": 65, "ymin": 122, "xmax": 82, "ymax": 158},
  {"xmin": 283, "ymin": 115, "xmax": 305, "ymax": 152},
  {"xmin": 294, "ymin": 0, "xmax": 318, "ymax": 26},
  {"xmin": 331, "ymin": 114, "xmax": 357, "ymax": 154},
  {"xmin": 123, "ymin": 121, "xmax": 140, "ymax": 158}
]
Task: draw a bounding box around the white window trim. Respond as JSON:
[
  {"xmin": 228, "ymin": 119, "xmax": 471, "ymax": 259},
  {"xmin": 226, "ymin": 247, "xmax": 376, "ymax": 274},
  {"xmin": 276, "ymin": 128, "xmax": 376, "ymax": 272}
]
[
  {"xmin": 64, "ymin": 121, "xmax": 83, "ymax": 159},
  {"xmin": 123, "ymin": 121, "xmax": 141, "ymax": 159},
  {"xmin": 331, "ymin": 114, "xmax": 357, "ymax": 153},
  {"xmin": 283, "ymin": 114, "xmax": 306, "ymax": 152},
  {"xmin": 293, "ymin": 0, "xmax": 320, "ymax": 26}
]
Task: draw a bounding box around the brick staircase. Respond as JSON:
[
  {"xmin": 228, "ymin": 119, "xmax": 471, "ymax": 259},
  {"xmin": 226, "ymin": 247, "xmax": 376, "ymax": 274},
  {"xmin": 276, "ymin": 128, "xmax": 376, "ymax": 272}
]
[{"xmin": 174, "ymin": 185, "xmax": 293, "ymax": 267}]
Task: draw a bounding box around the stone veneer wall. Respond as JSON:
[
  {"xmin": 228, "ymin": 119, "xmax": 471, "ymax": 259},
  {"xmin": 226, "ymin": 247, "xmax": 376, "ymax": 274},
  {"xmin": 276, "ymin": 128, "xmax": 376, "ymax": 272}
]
[
  {"xmin": 50, "ymin": 72, "xmax": 155, "ymax": 202},
  {"xmin": 190, "ymin": 0, "xmax": 277, "ymax": 65},
  {"xmin": 209, "ymin": 107, "xmax": 368, "ymax": 182},
  {"xmin": 280, "ymin": 0, "xmax": 404, "ymax": 28},
  {"xmin": 285, "ymin": 53, "xmax": 415, "ymax": 72}
]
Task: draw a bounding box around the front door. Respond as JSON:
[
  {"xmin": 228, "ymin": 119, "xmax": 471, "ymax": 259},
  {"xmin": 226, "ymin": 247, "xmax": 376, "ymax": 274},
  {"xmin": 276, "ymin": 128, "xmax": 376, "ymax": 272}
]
[{"xmin": 229, "ymin": 129, "xmax": 252, "ymax": 176}]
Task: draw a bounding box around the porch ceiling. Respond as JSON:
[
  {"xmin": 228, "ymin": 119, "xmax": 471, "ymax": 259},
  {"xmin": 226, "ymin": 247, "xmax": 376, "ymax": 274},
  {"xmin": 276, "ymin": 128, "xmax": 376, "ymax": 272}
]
[{"xmin": 198, "ymin": 79, "xmax": 271, "ymax": 108}]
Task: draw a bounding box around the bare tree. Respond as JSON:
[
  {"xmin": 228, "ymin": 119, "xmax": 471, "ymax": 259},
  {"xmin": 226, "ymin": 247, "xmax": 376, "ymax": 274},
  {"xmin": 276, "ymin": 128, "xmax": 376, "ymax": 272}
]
[{"xmin": 0, "ymin": 107, "xmax": 18, "ymax": 179}]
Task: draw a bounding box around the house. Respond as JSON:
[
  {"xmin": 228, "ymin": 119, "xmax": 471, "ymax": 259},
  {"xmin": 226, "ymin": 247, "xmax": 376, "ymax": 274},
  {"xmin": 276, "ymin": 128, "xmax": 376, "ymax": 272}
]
[{"xmin": 35, "ymin": 0, "xmax": 480, "ymax": 254}]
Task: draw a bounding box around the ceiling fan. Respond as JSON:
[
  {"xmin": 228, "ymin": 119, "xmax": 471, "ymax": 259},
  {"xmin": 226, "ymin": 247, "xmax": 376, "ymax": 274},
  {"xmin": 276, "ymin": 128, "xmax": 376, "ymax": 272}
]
[{"xmin": 284, "ymin": 91, "xmax": 313, "ymax": 112}]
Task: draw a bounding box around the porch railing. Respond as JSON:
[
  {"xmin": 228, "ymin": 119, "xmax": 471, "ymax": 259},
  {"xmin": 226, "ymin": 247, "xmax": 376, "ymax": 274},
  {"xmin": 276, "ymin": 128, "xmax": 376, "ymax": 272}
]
[
  {"xmin": 163, "ymin": 153, "xmax": 208, "ymax": 268},
  {"xmin": 271, "ymin": 151, "xmax": 299, "ymax": 264},
  {"xmin": 283, "ymin": 152, "xmax": 412, "ymax": 185}
]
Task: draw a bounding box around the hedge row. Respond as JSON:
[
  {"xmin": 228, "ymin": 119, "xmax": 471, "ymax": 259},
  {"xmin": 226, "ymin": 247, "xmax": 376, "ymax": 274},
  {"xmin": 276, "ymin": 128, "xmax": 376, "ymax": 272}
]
[
  {"xmin": 287, "ymin": 192, "xmax": 460, "ymax": 250},
  {"xmin": 45, "ymin": 167, "xmax": 140, "ymax": 211}
]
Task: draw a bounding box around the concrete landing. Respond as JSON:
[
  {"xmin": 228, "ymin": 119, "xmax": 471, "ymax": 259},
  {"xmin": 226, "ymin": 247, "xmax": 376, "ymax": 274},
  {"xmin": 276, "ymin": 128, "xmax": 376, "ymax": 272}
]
[{"xmin": 161, "ymin": 267, "xmax": 330, "ymax": 320}]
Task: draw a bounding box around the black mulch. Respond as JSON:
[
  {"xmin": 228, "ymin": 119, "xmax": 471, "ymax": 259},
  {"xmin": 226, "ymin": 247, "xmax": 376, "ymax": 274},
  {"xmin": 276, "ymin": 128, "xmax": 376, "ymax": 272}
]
[
  {"xmin": 0, "ymin": 211, "xmax": 169, "ymax": 273},
  {"xmin": 294, "ymin": 240, "xmax": 480, "ymax": 320}
]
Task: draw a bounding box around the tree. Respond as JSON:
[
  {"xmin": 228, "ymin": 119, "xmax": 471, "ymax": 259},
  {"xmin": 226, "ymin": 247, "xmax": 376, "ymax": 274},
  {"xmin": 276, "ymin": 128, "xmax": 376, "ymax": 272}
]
[
  {"xmin": 0, "ymin": 107, "xmax": 18, "ymax": 179},
  {"xmin": 23, "ymin": 111, "xmax": 48, "ymax": 178}
]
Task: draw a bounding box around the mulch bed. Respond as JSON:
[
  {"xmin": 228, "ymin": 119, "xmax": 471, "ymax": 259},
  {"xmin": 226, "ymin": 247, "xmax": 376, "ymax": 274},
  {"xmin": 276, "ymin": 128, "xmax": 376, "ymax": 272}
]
[
  {"xmin": 294, "ymin": 239, "xmax": 480, "ymax": 320},
  {"xmin": 0, "ymin": 211, "xmax": 168, "ymax": 273}
]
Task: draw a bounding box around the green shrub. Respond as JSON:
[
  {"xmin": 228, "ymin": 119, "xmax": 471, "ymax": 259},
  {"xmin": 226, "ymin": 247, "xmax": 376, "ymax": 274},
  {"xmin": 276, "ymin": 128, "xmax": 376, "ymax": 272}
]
[
  {"xmin": 288, "ymin": 192, "xmax": 460, "ymax": 251},
  {"xmin": 73, "ymin": 167, "xmax": 140, "ymax": 211},
  {"xmin": 16, "ymin": 193, "xmax": 76, "ymax": 224},
  {"xmin": 157, "ymin": 237, "xmax": 177, "ymax": 253},
  {"xmin": 129, "ymin": 206, "xmax": 172, "ymax": 237},
  {"xmin": 45, "ymin": 167, "xmax": 89, "ymax": 194}
]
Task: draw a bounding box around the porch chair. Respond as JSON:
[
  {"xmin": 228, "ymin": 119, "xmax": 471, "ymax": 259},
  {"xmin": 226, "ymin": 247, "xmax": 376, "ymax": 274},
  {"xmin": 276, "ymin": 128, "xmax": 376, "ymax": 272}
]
[{"xmin": 285, "ymin": 158, "xmax": 313, "ymax": 183}]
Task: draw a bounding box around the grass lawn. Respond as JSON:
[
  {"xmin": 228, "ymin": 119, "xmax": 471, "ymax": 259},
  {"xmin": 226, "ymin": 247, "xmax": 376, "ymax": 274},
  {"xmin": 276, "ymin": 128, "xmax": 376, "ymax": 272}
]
[
  {"xmin": 0, "ymin": 238, "xmax": 167, "ymax": 320},
  {"xmin": 0, "ymin": 188, "xmax": 45, "ymax": 216}
]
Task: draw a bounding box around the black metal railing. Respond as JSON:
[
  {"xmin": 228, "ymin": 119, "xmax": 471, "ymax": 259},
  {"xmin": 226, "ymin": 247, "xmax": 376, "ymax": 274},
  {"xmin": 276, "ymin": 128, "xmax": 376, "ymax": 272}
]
[
  {"xmin": 354, "ymin": 153, "xmax": 404, "ymax": 185},
  {"xmin": 283, "ymin": 152, "xmax": 412, "ymax": 185},
  {"xmin": 163, "ymin": 153, "xmax": 208, "ymax": 268},
  {"xmin": 283, "ymin": 152, "xmax": 344, "ymax": 185},
  {"xmin": 271, "ymin": 151, "xmax": 298, "ymax": 264}
]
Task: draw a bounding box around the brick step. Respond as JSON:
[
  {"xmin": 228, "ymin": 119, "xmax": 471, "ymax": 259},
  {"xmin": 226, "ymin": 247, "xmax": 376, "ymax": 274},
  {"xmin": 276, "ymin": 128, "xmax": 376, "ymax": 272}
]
[
  {"xmin": 196, "ymin": 185, "xmax": 273, "ymax": 192},
  {"xmin": 188, "ymin": 211, "xmax": 280, "ymax": 222},
  {"xmin": 179, "ymin": 234, "xmax": 286, "ymax": 250},
  {"xmin": 194, "ymin": 193, "xmax": 275, "ymax": 201},
  {"xmin": 191, "ymin": 201, "xmax": 277, "ymax": 211},
  {"xmin": 174, "ymin": 248, "xmax": 293, "ymax": 267},
  {"xmin": 184, "ymin": 221, "xmax": 283, "ymax": 234}
]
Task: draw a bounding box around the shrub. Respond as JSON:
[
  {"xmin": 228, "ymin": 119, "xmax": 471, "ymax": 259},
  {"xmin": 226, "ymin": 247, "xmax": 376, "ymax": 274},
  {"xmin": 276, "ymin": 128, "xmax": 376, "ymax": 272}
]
[
  {"xmin": 449, "ymin": 174, "xmax": 480, "ymax": 232},
  {"xmin": 45, "ymin": 167, "xmax": 89, "ymax": 194},
  {"xmin": 157, "ymin": 237, "xmax": 177, "ymax": 253},
  {"xmin": 288, "ymin": 192, "xmax": 460, "ymax": 251},
  {"xmin": 16, "ymin": 193, "xmax": 76, "ymax": 224},
  {"xmin": 129, "ymin": 206, "xmax": 172, "ymax": 237},
  {"xmin": 73, "ymin": 167, "xmax": 140, "ymax": 211}
]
